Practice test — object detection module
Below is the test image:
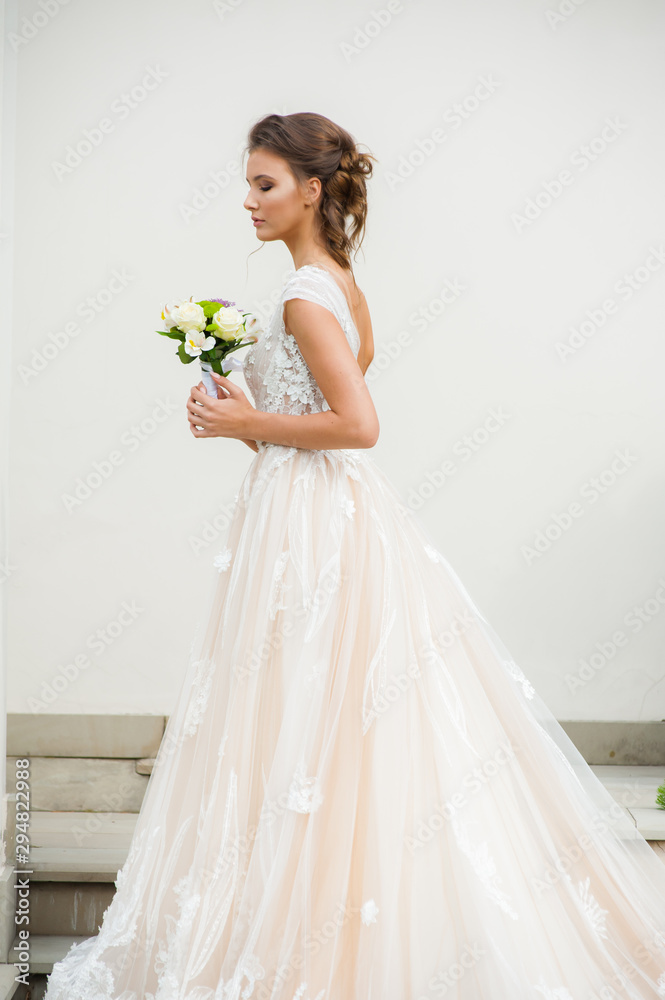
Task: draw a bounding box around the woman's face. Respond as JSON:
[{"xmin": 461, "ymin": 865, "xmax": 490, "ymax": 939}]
[{"xmin": 243, "ymin": 148, "xmax": 320, "ymax": 243}]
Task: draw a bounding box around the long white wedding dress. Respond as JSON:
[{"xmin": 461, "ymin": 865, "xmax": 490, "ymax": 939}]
[{"xmin": 45, "ymin": 264, "xmax": 665, "ymax": 999}]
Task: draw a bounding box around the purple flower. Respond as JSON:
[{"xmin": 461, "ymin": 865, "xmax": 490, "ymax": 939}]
[{"xmin": 204, "ymin": 297, "xmax": 235, "ymax": 307}]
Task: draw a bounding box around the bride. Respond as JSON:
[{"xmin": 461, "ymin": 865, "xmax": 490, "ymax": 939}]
[{"xmin": 45, "ymin": 111, "xmax": 665, "ymax": 1000}]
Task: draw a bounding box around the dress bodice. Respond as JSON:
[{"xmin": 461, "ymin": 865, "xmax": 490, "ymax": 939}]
[{"xmin": 242, "ymin": 264, "xmax": 362, "ymax": 418}]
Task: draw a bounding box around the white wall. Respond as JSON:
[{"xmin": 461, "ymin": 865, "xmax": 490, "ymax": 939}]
[{"xmin": 4, "ymin": 0, "xmax": 665, "ymax": 720}]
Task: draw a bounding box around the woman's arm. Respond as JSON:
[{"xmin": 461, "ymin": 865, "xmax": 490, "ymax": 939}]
[
  {"xmin": 187, "ymin": 299, "xmax": 380, "ymax": 450},
  {"xmin": 248, "ymin": 400, "xmax": 376, "ymax": 450}
]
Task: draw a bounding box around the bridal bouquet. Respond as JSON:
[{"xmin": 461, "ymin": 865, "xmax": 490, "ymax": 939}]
[{"xmin": 157, "ymin": 296, "xmax": 261, "ymax": 400}]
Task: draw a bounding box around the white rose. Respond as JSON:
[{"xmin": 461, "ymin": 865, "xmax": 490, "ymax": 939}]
[
  {"xmin": 212, "ymin": 306, "xmax": 245, "ymax": 342},
  {"xmin": 184, "ymin": 330, "xmax": 216, "ymax": 357},
  {"xmin": 170, "ymin": 298, "xmax": 207, "ymax": 334}
]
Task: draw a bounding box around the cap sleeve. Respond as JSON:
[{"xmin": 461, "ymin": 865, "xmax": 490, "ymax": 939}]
[{"xmin": 281, "ymin": 267, "xmax": 347, "ymax": 332}]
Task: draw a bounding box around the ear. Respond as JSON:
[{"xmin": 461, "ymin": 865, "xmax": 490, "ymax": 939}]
[{"xmin": 305, "ymin": 175, "xmax": 322, "ymax": 207}]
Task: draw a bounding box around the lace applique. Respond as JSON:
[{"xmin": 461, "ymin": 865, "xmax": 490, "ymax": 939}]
[
  {"xmin": 266, "ymin": 341, "xmax": 325, "ymax": 414},
  {"xmin": 213, "ymin": 547, "xmax": 232, "ymax": 572},
  {"xmin": 577, "ymin": 876, "xmax": 609, "ymax": 939},
  {"xmin": 153, "ymin": 872, "xmax": 203, "ymax": 996},
  {"xmin": 199, "ymin": 951, "xmax": 265, "ymax": 1000},
  {"xmin": 360, "ymin": 898, "xmax": 379, "ymax": 925},
  {"xmin": 236, "ymin": 953, "xmax": 266, "ymax": 998},
  {"xmin": 287, "ymin": 761, "xmax": 323, "ymax": 813},
  {"xmin": 153, "ymin": 773, "xmax": 249, "ymax": 998},
  {"xmin": 534, "ymin": 979, "xmax": 573, "ymax": 999},
  {"xmin": 304, "ymin": 658, "xmax": 327, "ymax": 696},
  {"xmin": 99, "ymin": 822, "xmax": 164, "ymax": 948},
  {"xmin": 183, "ymin": 656, "xmax": 216, "ymax": 737},
  {"xmin": 114, "ymin": 825, "xmax": 149, "ymax": 892},
  {"xmin": 657, "ymin": 972, "xmax": 665, "ymax": 996},
  {"xmin": 44, "ymin": 940, "xmax": 115, "ymax": 1000},
  {"xmin": 293, "ymin": 985, "xmax": 326, "ymax": 1000},
  {"xmin": 450, "ymin": 816, "xmax": 519, "ymax": 920},
  {"xmin": 336, "ymin": 449, "xmax": 366, "ymax": 481},
  {"xmin": 340, "ymin": 496, "xmax": 355, "ymax": 519},
  {"xmin": 268, "ymin": 549, "xmax": 291, "ymax": 620},
  {"xmin": 503, "ymin": 658, "xmax": 535, "ymax": 699},
  {"xmin": 245, "ymin": 446, "xmax": 299, "ymax": 504}
]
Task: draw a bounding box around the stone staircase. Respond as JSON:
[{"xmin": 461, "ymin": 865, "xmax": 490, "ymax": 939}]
[
  {"xmin": 1, "ymin": 714, "xmax": 165, "ymax": 998},
  {"xmin": 1, "ymin": 716, "xmax": 664, "ymax": 996}
]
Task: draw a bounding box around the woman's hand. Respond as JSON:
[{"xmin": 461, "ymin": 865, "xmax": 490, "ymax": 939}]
[{"xmin": 186, "ymin": 374, "xmax": 256, "ymax": 440}]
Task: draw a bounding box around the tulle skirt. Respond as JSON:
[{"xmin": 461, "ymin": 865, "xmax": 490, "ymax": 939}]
[{"xmin": 45, "ymin": 442, "xmax": 665, "ymax": 999}]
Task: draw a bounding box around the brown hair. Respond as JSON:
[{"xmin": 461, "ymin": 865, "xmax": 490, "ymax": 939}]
[{"xmin": 244, "ymin": 112, "xmax": 376, "ymax": 275}]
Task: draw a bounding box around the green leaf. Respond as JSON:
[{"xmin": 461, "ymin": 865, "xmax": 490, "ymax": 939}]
[
  {"xmin": 177, "ymin": 342, "xmax": 196, "ymax": 364},
  {"xmin": 156, "ymin": 329, "xmax": 185, "ymax": 341}
]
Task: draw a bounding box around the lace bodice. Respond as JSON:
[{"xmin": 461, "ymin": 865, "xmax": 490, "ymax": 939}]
[{"xmin": 242, "ymin": 264, "xmax": 362, "ymax": 421}]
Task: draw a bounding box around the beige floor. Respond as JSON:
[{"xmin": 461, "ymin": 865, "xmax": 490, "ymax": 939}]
[{"xmin": 650, "ymin": 840, "xmax": 665, "ymax": 864}]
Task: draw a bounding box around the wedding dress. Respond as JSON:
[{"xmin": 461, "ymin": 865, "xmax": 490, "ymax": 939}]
[{"xmin": 44, "ymin": 264, "xmax": 665, "ymax": 1000}]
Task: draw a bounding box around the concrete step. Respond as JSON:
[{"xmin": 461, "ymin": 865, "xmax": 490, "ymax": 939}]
[
  {"xmin": 136, "ymin": 757, "xmax": 155, "ymax": 775},
  {"xmin": 7, "ymin": 714, "xmax": 165, "ymax": 760},
  {"xmin": 589, "ymin": 764, "xmax": 665, "ymax": 837},
  {"xmin": 0, "ymin": 862, "xmax": 17, "ymax": 965},
  {"xmin": 7, "ymin": 770, "xmax": 665, "ymax": 949},
  {"xmin": 28, "ymin": 847, "xmax": 126, "ymax": 883},
  {"xmin": 651, "ymin": 840, "xmax": 665, "ymax": 864},
  {"xmin": 22, "ymin": 774, "xmax": 665, "ymax": 887},
  {"xmin": 0, "ymin": 964, "xmax": 20, "ymax": 1000},
  {"xmin": 5, "ymin": 758, "xmax": 149, "ymax": 813},
  {"xmin": 28, "ymin": 810, "xmax": 137, "ymax": 851},
  {"xmin": 28, "ymin": 810, "xmax": 135, "ymax": 884},
  {"xmin": 7, "ymin": 935, "xmax": 88, "ymax": 976},
  {"xmin": 23, "ymin": 812, "xmax": 134, "ymax": 935},
  {"xmin": 627, "ymin": 809, "xmax": 665, "ymax": 840},
  {"xmin": 589, "ymin": 764, "xmax": 665, "ymax": 808},
  {"xmin": 22, "ymin": 883, "xmax": 115, "ymax": 936}
]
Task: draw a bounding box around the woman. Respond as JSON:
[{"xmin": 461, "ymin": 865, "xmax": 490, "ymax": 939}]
[{"xmin": 45, "ymin": 112, "xmax": 665, "ymax": 1000}]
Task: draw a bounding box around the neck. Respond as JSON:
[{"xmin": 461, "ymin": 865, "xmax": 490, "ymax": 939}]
[{"xmin": 283, "ymin": 217, "xmax": 334, "ymax": 271}]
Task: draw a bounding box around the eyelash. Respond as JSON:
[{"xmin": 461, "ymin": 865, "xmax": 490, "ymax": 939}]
[{"xmin": 260, "ymin": 185, "xmax": 272, "ymax": 191}]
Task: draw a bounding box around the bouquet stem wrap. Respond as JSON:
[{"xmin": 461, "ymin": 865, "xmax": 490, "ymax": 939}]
[{"xmin": 199, "ymin": 356, "xmax": 245, "ymax": 399}]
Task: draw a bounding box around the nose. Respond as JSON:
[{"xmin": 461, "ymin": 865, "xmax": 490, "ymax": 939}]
[{"xmin": 243, "ymin": 191, "xmax": 257, "ymax": 211}]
